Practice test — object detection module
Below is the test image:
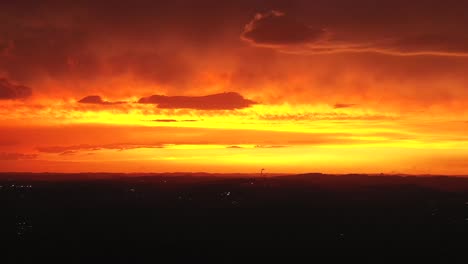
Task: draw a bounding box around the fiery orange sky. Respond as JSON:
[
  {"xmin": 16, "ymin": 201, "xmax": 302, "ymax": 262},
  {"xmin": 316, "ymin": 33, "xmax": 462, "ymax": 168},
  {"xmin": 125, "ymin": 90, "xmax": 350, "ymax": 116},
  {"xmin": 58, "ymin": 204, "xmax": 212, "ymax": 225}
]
[{"xmin": 2, "ymin": 1, "xmax": 468, "ymax": 174}]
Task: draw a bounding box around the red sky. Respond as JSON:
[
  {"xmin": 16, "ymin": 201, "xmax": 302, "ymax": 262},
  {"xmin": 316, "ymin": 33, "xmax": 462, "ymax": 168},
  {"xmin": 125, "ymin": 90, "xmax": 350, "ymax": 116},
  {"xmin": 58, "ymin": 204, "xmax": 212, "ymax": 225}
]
[{"xmin": 2, "ymin": 1, "xmax": 468, "ymax": 174}]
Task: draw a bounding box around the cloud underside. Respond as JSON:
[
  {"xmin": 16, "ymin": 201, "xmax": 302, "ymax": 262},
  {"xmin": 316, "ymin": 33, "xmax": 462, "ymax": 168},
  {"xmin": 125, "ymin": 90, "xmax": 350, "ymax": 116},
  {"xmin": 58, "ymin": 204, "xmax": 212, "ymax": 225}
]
[
  {"xmin": 0, "ymin": 79, "xmax": 32, "ymax": 100},
  {"xmin": 138, "ymin": 92, "xmax": 256, "ymax": 110},
  {"xmin": 334, "ymin": 103, "xmax": 356, "ymax": 109},
  {"xmin": 78, "ymin": 95, "xmax": 125, "ymax": 105},
  {"xmin": 242, "ymin": 11, "xmax": 468, "ymax": 57},
  {"xmin": 76, "ymin": 92, "xmax": 256, "ymax": 110}
]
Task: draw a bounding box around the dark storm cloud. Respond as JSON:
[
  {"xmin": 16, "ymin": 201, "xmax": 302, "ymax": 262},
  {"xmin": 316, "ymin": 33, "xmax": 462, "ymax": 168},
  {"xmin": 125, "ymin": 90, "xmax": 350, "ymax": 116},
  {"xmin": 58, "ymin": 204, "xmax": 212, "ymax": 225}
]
[
  {"xmin": 138, "ymin": 92, "xmax": 257, "ymax": 110},
  {"xmin": 78, "ymin": 95, "xmax": 126, "ymax": 105},
  {"xmin": 0, "ymin": 78, "xmax": 32, "ymax": 99},
  {"xmin": 241, "ymin": 10, "xmax": 328, "ymax": 45},
  {"xmin": 241, "ymin": 7, "xmax": 468, "ymax": 56}
]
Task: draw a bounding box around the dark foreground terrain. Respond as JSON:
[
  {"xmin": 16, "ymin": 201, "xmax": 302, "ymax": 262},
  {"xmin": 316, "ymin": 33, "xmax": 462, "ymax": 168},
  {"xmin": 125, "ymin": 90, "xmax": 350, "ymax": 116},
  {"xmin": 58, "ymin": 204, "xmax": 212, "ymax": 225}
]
[{"xmin": 1, "ymin": 173, "xmax": 468, "ymax": 261}]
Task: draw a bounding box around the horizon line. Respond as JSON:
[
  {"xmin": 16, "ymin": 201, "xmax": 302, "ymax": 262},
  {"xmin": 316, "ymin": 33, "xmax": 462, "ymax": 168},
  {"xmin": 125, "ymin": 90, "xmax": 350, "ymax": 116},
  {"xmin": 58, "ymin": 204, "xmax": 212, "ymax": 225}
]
[{"xmin": 1, "ymin": 171, "xmax": 468, "ymax": 178}]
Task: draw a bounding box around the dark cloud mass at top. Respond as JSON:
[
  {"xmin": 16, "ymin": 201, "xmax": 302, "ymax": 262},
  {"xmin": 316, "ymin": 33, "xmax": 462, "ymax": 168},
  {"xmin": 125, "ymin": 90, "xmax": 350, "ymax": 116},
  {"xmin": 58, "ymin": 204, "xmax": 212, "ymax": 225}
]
[
  {"xmin": 242, "ymin": 10, "xmax": 328, "ymax": 45},
  {"xmin": 1, "ymin": 1, "xmax": 468, "ymax": 108},
  {"xmin": 241, "ymin": 5, "xmax": 468, "ymax": 56}
]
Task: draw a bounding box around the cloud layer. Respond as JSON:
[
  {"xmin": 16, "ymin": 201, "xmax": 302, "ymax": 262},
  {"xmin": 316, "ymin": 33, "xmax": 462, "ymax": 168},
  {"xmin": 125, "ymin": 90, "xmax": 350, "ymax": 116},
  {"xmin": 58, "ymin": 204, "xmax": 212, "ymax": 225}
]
[
  {"xmin": 37, "ymin": 143, "xmax": 164, "ymax": 155},
  {"xmin": 1, "ymin": 1, "xmax": 468, "ymax": 111}
]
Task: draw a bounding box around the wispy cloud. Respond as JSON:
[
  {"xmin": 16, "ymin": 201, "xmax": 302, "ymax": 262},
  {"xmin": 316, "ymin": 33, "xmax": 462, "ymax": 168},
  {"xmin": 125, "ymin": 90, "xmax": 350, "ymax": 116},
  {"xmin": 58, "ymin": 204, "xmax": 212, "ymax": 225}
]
[{"xmin": 0, "ymin": 152, "xmax": 37, "ymax": 160}]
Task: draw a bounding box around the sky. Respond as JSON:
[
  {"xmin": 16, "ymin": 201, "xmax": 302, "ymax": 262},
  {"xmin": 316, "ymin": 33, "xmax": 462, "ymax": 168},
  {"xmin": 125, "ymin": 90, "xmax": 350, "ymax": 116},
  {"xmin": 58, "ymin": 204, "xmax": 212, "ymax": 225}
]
[{"xmin": 1, "ymin": 0, "xmax": 468, "ymax": 174}]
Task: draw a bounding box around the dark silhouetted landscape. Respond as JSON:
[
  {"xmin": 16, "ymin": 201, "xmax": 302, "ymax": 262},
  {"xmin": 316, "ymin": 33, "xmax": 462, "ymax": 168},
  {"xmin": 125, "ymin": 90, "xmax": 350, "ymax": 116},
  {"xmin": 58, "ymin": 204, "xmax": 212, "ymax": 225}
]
[{"xmin": 2, "ymin": 173, "xmax": 468, "ymax": 261}]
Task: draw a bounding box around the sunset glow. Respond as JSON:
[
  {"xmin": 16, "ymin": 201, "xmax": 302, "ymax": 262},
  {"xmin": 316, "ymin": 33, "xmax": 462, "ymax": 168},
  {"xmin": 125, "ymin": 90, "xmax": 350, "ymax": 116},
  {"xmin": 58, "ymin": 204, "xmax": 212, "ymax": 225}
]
[{"xmin": 2, "ymin": 1, "xmax": 468, "ymax": 174}]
